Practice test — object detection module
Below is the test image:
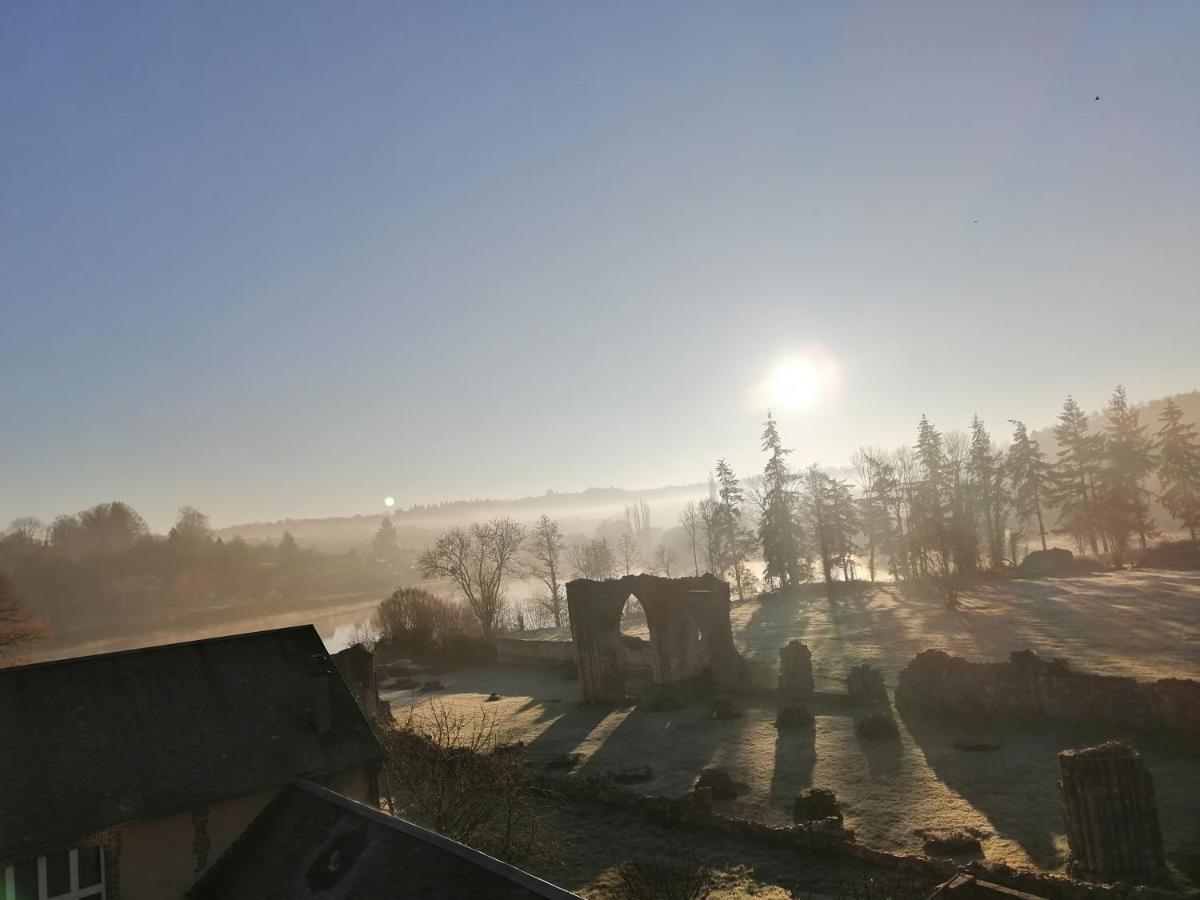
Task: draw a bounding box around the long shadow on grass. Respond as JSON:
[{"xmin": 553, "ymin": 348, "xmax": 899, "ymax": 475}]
[
  {"xmin": 899, "ymin": 708, "xmax": 1158, "ymax": 870},
  {"xmin": 768, "ymin": 713, "xmax": 817, "ymax": 816},
  {"xmin": 575, "ymin": 704, "xmax": 754, "ymax": 799}
]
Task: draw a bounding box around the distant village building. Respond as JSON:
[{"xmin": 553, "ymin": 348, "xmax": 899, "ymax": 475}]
[
  {"xmin": 0, "ymin": 626, "xmax": 384, "ymax": 900},
  {"xmin": 188, "ymin": 781, "xmax": 580, "ymax": 899}
]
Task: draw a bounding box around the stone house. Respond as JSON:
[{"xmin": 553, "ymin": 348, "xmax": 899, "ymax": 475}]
[{"xmin": 0, "ymin": 625, "xmax": 384, "ymax": 900}]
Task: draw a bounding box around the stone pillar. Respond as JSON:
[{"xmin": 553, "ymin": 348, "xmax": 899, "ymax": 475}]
[
  {"xmin": 846, "ymin": 664, "xmax": 888, "ymax": 705},
  {"xmin": 779, "ymin": 640, "xmax": 815, "ymax": 697},
  {"xmin": 1058, "ymin": 741, "xmax": 1165, "ymax": 884}
]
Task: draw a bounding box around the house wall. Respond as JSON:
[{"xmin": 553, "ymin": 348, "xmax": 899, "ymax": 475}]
[{"xmin": 111, "ymin": 765, "xmax": 376, "ymax": 899}]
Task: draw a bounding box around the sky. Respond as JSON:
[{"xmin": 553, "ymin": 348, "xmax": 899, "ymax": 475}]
[{"xmin": 3, "ymin": 2, "xmax": 1199, "ymax": 531}]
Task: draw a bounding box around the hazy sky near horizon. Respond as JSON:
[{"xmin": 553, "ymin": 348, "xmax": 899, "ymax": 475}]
[{"xmin": 3, "ymin": 2, "xmax": 1199, "ymax": 531}]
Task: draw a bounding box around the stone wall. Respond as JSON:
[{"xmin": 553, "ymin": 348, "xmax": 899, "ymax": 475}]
[
  {"xmin": 895, "ymin": 650, "xmax": 1200, "ymax": 742},
  {"xmin": 495, "ymin": 637, "xmax": 576, "ymax": 667}
]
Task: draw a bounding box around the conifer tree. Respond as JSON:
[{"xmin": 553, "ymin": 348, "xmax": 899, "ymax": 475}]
[
  {"xmin": 911, "ymin": 415, "xmax": 950, "ymax": 577},
  {"xmin": 1099, "ymin": 385, "xmax": 1157, "ymax": 560},
  {"xmin": 968, "ymin": 417, "xmax": 1007, "ymax": 568},
  {"xmin": 714, "ymin": 459, "xmax": 755, "ymax": 599},
  {"xmin": 828, "ymin": 478, "xmax": 861, "ymax": 581},
  {"xmin": 801, "ymin": 465, "xmax": 838, "ymax": 585},
  {"xmin": 758, "ymin": 413, "xmax": 805, "ymax": 589},
  {"xmin": 1155, "ymin": 398, "xmax": 1200, "ymax": 542},
  {"xmin": 1047, "ymin": 396, "xmax": 1103, "ymax": 555},
  {"xmin": 1007, "ymin": 420, "xmax": 1050, "ymax": 552}
]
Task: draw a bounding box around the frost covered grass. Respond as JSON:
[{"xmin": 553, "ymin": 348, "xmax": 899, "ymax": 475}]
[{"xmin": 383, "ymin": 570, "xmax": 1200, "ymax": 885}]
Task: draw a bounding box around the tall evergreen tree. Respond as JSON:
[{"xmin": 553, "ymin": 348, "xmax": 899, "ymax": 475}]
[
  {"xmin": 758, "ymin": 413, "xmax": 805, "ymax": 589},
  {"xmin": 714, "ymin": 459, "xmax": 755, "ymax": 600},
  {"xmin": 828, "ymin": 478, "xmax": 861, "ymax": 581},
  {"xmin": 1006, "ymin": 420, "xmax": 1050, "ymax": 552},
  {"xmin": 1155, "ymin": 398, "xmax": 1200, "ymax": 542},
  {"xmin": 801, "ymin": 465, "xmax": 837, "ymax": 585},
  {"xmin": 968, "ymin": 417, "xmax": 1006, "ymax": 568},
  {"xmin": 1099, "ymin": 386, "xmax": 1157, "ymax": 560},
  {"xmin": 911, "ymin": 416, "xmax": 950, "ymax": 577},
  {"xmin": 1047, "ymin": 396, "xmax": 1103, "ymax": 555}
]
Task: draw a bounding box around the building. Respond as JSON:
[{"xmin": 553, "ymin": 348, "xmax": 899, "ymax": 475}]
[
  {"xmin": 188, "ymin": 781, "xmax": 579, "ymax": 899},
  {"xmin": 0, "ymin": 626, "xmax": 385, "ymax": 900}
]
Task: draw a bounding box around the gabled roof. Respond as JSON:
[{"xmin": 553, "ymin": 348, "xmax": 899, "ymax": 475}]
[
  {"xmin": 0, "ymin": 625, "xmax": 384, "ymax": 861},
  {"xmin": 188, "ymin": 781, "xmax": 580, "ymax": 899}
]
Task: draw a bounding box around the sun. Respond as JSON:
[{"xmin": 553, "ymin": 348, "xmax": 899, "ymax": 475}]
[
  {"xmin": 383, "ymin": 496, "xmax": 395, "ymax": 509},
  {"xmin": 756, "ymin": 351, "xmax": 837, "ymax": 413}
]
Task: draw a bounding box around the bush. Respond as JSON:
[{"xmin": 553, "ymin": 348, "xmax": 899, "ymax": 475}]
[
  {"xmin": 384, "ymin": 700, "xmax": 555, "ymax": 866},
  {"xmin": 617, "ymin": 852, "xmax": 715, "ymax": 900},
  {"xmin": 373, "ymin": 587, "xmax": 481, "ymax": 664}
]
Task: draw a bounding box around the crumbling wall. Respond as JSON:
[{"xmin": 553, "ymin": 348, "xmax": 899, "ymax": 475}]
[
  {"xmin": 1058, "ymin": 741, "xmax": 1165, "ymax": 883},
  {"xmin": 567, "ymin": 574, "xmax": 740, "ymax": 703},
  {"xmin": 896, "ymin": 649, "xmax": 1200, "ymax": 741}
]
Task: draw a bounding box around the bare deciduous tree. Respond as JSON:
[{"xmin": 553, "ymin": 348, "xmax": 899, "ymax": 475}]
[
  {"xmin": 678, "ymin": 502, "xmax": 701, "ymax": 576},
  {"xmin": 418, "ymin": 517, "xmax": 525, "ymax": 639},
  {"xmin": 653, "ymin": 543, "xmax": 678, "ymax": 577},
  {"xmin": 525, "ymin": 515, "xmax": 567, "ymax": 627},
  {"xmin": 568, "ymin": 537, "xmax": 615, "ymax": 580},
  {"xmin": 617, "ymin": 528, "xmax": 642, "ymax": 575}
]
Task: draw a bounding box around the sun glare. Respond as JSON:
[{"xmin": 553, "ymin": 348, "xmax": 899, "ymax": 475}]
[
  {"xmin": 757, "ymin": 352, "xmax": 837, "ymax": 412},
  {"xmin": 383, "ymin": 496, "xmax": 396, "ymax": 508}
]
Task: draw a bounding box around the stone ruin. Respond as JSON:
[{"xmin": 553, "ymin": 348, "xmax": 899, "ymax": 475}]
[
  {"xmin": 896, "ymin": 648, "xmax": 1200, "ymax": 742},
  {"xmin": 331, "ymin": 643, "xmax": 388, "ymax": 720},
  {"xmin": 779, "ymin": 640, "xmax": 815, "ymax": 697},
  {"xmin": 1058, "ymin": 741, "xmax": 1165, "ymax": 884},
  {"xmin": 846, "ymin": 663, "xmax": 888, "ymax": 705},
  {"xmin": 566, "ymin": 574, "xmax": 741, "ymax": 704}
]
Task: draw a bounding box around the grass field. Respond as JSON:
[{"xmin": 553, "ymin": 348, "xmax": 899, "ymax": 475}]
[{"xmin": 383, "ymin": 570, "xmax": 1200, "ymax": 889}]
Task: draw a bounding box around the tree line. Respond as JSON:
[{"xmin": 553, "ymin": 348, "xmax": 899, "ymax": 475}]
[{"xmin": 0, "ymin": 502, "xmax": 409, "ymax": 658}]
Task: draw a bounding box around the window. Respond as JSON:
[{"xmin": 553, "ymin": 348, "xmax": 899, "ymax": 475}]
[{"xmin": 2, "ymin": 847, "xmax": 105, "ymax": 900}]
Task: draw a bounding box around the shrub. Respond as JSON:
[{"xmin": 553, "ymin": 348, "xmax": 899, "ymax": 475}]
[{"xmin": 617, "ymin": 852, "xmax": 715, "ymax": 900}]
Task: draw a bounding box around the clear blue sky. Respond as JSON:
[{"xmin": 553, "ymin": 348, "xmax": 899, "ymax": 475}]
[{"xmin": 3, "ymin": 2, "xmax": 1198, "ymax": 530}]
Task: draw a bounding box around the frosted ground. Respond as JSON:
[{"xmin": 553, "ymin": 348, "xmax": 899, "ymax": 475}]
[{"xmin": 385, "ymin": 570, "xmax": 1200, "ymax": 886}]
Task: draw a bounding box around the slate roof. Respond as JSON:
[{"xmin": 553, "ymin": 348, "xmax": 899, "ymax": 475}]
[
  {"xmin": 188, "ymin": 781, "xmax": 580, "ymax": 899},
  {"xmin": 0, "ymin": 625, "xmax": 385, "ymax": 862}
]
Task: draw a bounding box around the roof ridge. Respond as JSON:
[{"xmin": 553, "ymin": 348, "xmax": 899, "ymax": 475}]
[{"xmin": 1, "ymin": 623, "xmax": 321, "ymax": 674}]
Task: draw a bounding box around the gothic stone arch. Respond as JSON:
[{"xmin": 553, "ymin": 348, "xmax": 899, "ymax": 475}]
[{"xmin": 566, "ymin": 574, "xmax": 740, "ymax": 703}]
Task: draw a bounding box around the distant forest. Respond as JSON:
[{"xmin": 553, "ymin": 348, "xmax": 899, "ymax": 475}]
[{"xmin": 1, "ymin": 388, "xmax": 1197, "ymax": 655}]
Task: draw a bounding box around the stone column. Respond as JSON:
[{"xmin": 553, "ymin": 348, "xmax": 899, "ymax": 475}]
[
  {"xmin": 1058, "ymin": 741, "xmax": 1165, "ymax": 884},
  {"xmin": 846, "ymin": 664, "xmax": 888, "ymax": 705},
  {"xmin": 779, "ymin": 640, "xmax": 815, "ymax": 697}
]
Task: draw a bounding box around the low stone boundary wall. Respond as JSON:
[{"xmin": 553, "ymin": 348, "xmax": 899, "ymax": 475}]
[
  {"xmin": 895, "ymin": 650, "xmax": 1200, "ymax": 742},
  {"xmin": 495, "ymin": 637, "xmax": 575, "ymax": 667},
  {"xmin": 538, "ymin": 771, "xmax": 1186, "ymax": 900}
]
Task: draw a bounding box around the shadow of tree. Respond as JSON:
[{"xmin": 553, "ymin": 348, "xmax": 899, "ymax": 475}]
[{"xmin": 898, "ymin": 707, "xmax": 1200, "ymax": 875}]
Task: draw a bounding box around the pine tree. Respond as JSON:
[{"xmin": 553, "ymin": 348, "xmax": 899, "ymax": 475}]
[
  {"xmin": 828, "ymin": 478, "xmax": 861, "ymax": 581},
  {"xmin": 1007, "ymin": 420, "xmax": 1050, "ymax": 552},
  {"xmin": 1047, "ymin": 396, "xmax": 1103, "ymax": 555},
  {"xmin": 801, "ymin": 465, "xmax": 837, "ymax": 585},
  {"xmin": 372, "ymin": 517, "xmax": 399, "ymax": 563},
  {"xmin": 714, "ymin": 459, "xmax": 756, "ymax": 600},
  {"xmin": 758, "ymin": 413, "xmax": 805, "ymax": 590},
  {"xmin": 968, "ymin": 417, "xmax": 1006, "ymax": 568},
  {"xmin": 911, "ymin": 416, "xmax": 950, "ymax": 577},
  {"xmin": 1099, "ymin": 385, "xmax": 1157, "ymax": 561},
  {"xmin": 1155, "ymin": 398, "xmax": 1200, "ymax": 542}
]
